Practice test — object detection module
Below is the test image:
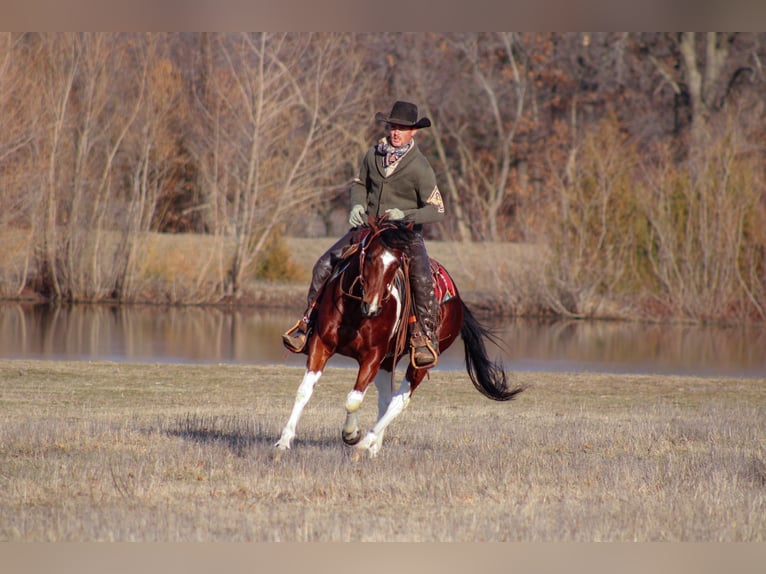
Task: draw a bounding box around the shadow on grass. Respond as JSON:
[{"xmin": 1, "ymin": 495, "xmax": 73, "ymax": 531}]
[{"xmin": 161, "ymin": 412, "xmax": 345, "ymax": 456}]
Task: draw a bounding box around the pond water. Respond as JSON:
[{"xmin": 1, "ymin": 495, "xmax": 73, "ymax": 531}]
[{"xmin": 1, "ymin": 302, "xmax": 765, "ymax": 378}]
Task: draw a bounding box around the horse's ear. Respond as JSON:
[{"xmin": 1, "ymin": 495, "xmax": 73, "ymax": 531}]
[{"xmin": 367, "ymin": 214, "xmax": 377, "ymax": 230}]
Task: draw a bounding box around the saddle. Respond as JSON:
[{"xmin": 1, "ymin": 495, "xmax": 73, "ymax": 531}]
[{"xmin": 430, "ymin": 259, "xmax": 457, "ymax": 305}]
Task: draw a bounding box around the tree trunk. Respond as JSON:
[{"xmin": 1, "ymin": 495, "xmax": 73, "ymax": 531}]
[{"xmin": 679, "ymin": 32, "xmax": 731, "ymax": 151}]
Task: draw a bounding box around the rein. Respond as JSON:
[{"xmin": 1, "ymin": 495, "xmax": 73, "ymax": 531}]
[
  {"xmin": 339, "ymin": 222, "xmax": 401, "ymax": 302},
  {"xmin": 392, "ymin": 258, "xmax": 413, "ymax": 367}
]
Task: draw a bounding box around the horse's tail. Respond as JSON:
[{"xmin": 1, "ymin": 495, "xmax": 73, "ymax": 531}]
[{"xmin": 460, "ymin": 301, "xmax": 525, "ymax": 401}]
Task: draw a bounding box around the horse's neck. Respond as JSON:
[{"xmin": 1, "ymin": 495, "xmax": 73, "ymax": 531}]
[{"xmin": 334, "ymin": 259, "xmax": 360, "ymax": 296}]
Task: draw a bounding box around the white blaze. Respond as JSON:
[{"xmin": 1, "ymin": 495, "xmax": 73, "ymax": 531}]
[{"xmin": 367, "ymin": 251, "xmax": 399, "ymax": 314}]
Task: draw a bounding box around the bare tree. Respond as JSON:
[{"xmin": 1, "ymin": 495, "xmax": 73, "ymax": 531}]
[
  {"xmin": 190, "ymin": 33, "xmax": 371, "ymax": 299},
  {"xmin": 636, "ymin": 33, "xmax": 761, "ymax": 150},
  {"xmin": 31, "ymin": 33, "xmax": 146, "ymax": 301},
  {"xmin": 114, "ymin": 34, "xmax": 186, "ymax": 301},
  {"xmin": 423, "ymin": 32, "xmax": 533, "ymax": 241},
  {"xmin": 0, "ymin": 33, "xmax": 42, "ymax": 296},
  {"xmin": 1, "ymin": 32, "xmax": 764, "ymax": 319}
]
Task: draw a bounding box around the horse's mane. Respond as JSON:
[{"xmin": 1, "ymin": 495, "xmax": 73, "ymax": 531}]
[{"xmin": 376, "ymin": 221, "xmax": 418, "ymax": 251}]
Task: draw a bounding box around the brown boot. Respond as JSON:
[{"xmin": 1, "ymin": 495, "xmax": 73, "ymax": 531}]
[
  {"xmin": 409, "ymin": 322, "xmax": 438, "ymax": 369},
  {"xmin": 282, "ymin": 317, "xmax": 311, "ymax": 353}
]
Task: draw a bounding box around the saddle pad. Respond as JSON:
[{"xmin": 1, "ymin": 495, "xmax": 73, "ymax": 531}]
[{"xmin": 430, "ymin": 259, "xmax": 457, "ymax": 304}]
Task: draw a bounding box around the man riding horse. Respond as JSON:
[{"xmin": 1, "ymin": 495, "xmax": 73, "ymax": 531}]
[{"xmin": 282, "ymin": 100, "xmax": 444, "ymax": 368}]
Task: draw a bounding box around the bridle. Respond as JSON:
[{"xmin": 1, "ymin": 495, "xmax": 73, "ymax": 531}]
[{"xmin": 341, "ymin": 221, "xmax": 406, "ymax": 303}]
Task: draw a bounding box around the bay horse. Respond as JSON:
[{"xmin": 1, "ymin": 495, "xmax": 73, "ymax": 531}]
[{"xmin": 275, "ymin": 217, "xmax": 524, "ymax": 458}]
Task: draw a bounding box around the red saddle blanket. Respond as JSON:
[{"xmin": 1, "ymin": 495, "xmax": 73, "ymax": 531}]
[{"xmin": 430, "ymin": 259, "xmax": 457, "ymax": 305}]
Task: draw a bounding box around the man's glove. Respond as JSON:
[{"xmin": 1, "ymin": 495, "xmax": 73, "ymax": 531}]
[
  {"xmin": 349, "ymin": 204, "xmax": 366, "ymax": 227},
  {"xmin": 384, "ymin": 208, "xmax": 405, "ymax": 220}
]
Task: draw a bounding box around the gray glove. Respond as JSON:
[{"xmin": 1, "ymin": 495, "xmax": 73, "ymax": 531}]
[
  {"xmin": 384, "ymin": 208, "xmax": 405, "ymax": 221},
  {"xmin": 349, "ymin": 204, "xmax": 366, "ymax": 227}
]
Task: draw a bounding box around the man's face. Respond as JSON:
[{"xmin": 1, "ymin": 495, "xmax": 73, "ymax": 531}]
[{"xmin": 388, "ymin": 124, "xmax": 417, "ymax": 148}]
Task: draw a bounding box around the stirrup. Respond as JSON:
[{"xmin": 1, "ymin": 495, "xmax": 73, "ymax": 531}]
[
  {"xmin": 282, "ymin": 319, "xmax": 309, "ymax": 353},
  {"xmin": 409, "ymin": 332, "xmax": 438, "ymax": 369}
]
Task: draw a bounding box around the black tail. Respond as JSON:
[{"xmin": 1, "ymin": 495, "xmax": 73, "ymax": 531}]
[{"xmin": 460, "ymin": 302, "xmax": 525, "ymax": 401}]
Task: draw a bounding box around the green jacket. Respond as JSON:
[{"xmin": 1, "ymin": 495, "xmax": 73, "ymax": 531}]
[{"xmin": 350, "ymin": 140, "xmax": 445, "ymax": 227}]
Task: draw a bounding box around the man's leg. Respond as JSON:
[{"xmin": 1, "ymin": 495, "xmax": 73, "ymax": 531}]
[{"xmin": 407, "ymin": 235, "xmax": 439, "ymax": 368}]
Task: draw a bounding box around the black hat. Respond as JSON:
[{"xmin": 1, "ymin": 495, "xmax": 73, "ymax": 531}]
[{"xmin": 375, "ymin": 101, "xmax": 431, "ymax": 129}]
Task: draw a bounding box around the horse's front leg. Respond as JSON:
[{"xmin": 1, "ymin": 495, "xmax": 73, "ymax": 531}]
[
  {"xmin": 341, "ymin": 400, "xmax": 362, "ymax": 445},
  {"xmin": 275, "ymin": 340, "xmax": 332, "ymax": 451},
  {"xmin": 342, "ymin": 359, "xmax": 384, "ymax": 446}
]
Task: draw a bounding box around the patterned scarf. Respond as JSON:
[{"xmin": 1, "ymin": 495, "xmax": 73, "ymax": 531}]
[{"xmin": 376, "ymin": 137, "xmax": 413, "ymax": 168}]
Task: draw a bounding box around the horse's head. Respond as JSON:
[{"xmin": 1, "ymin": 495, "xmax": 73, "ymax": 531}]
[{"xmin": 357, "ymin": 219, "xmax": 410, "ymax": 318}]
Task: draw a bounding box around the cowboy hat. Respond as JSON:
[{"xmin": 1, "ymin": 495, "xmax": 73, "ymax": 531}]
[{"xmin": 375, "ymin": 101, "xmax": 431, "ymax": 129}]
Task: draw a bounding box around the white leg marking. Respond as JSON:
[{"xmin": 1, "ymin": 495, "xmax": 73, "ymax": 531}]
[
  {"xmin": 372, "ymin": 377, "xmax": 411, "ymax": 436},
  {"xmin": 345, "ymin": 389, "xmax": 365, "ymax": 413},
  {"xmin": 373, "ymin": 370, "xmax": 393, "ymax": 421},
  {"xmin": 357, "ymin": 377, "xmax": 412, "ymax": 457},
  {"xmin": 275, "ymin": 369, "xmax": 322, "ymax": 450},
  {"xmin": 373, "ymin": 370, "xmax": 393, "ymax": 447}
]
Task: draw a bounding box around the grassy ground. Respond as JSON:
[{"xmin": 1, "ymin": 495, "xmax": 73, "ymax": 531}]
[{"xmin": 1, "ymin": 359, "xmax": 764, "ymax": 542}]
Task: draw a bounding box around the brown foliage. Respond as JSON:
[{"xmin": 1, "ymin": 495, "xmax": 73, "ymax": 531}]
[{"xmin": 0, "ymin": 33, "xmax": 764, "ymax": 321}]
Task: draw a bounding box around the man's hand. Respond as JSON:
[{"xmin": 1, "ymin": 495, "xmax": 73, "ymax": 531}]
[
  {"xmin": 384, "ymin": 208, "xmax": 404, "ymax": 220},
  {"xmin": 349, "ymin": 204, "xmax": 366, "ymax": 227}
]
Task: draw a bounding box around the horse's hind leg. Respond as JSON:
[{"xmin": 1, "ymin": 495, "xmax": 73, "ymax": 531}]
[
  {"xmin": 356, "ymin": 377, "xmax": 410, "ymax": 457},
  {"xmin": 356, "ymin": 367, "xmax": 428, "ymax": 458},
  {"xmin": 375, "ymin": 369, "xmax": 394, "ymax": 422},
  {"xmin": 343, "ymin": 368, "xmax": 392, "ymax": 446},
  {"xmin": 355, "ymin": 372, "xmax": 414, "ymax": 457},
  {"xmin": 372, "ymin": 368, "xmax": 394, "ymax": 445}
]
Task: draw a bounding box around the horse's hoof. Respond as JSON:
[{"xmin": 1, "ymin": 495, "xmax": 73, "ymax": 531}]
[
  {"xmin": 355, "ymin": 432, "xmax": 381, "ymax": 458},
  {"xmin": 342, "ymin": 429, "xmax": 362, "ymax": 446}
]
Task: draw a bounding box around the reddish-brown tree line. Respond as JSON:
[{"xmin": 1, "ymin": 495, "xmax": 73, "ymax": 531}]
[{"xmin": 0, "ymin": 32, "xmax": 764, "ymax": 320}]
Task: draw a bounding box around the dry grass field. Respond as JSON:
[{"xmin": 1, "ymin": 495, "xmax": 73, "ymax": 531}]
[
  {"xmin": 0, "ymin": 359, "xmax": 764, "ymax": 542},
  {"xmin": 284, "ymin": 236, "xmax": 541, "ymax": 293},
  {"xmin": 280, "ymin": 236, "xmax": 542, "ymax": 312},
  {"xmin": 0, "ymin": 228, "xmax": 542, "ymax": 313}
]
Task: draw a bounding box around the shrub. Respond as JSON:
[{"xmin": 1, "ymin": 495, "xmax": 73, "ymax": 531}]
[
  {"xmin": 543, "ymin": 113, "xmax": 647, "ymax": 317},
  {"xmin": 641, "ymin": 122, "xmax": 766, "ymax": 321},
  {"xmin": 544, "ymin": 111, "xmax": 766, "ymax": 322},
  {"xmin": 250, "ymin": 227, "xmax": 304, "ymax": 282}
]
